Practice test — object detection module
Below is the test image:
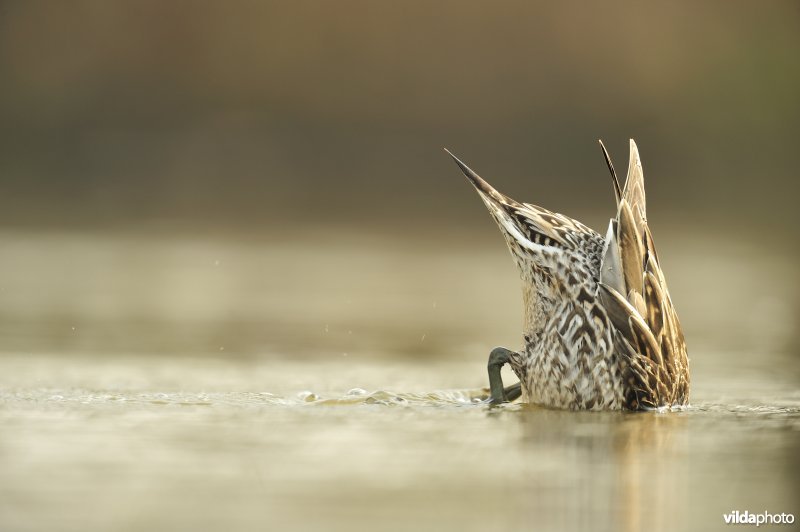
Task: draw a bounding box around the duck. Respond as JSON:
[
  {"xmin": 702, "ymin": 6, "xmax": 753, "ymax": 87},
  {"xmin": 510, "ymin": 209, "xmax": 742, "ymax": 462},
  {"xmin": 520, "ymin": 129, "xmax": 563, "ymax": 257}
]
[{"xmin": 446, "ymin": 140, "xmax": 689, "ymax": 410}]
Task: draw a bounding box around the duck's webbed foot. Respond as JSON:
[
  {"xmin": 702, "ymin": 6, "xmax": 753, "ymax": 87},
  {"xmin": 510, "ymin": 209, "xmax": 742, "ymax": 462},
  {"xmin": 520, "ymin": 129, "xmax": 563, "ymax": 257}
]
[{"xmin": 487, "ymin": 347, "xmax": 522, "ymax": 405}]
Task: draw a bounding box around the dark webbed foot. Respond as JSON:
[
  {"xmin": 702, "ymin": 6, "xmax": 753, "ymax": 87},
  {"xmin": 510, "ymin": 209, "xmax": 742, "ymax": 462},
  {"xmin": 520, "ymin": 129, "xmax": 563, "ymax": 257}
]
[{"xmin": 487, "ymin": 347, "xmax": 521, "ymax": 405}]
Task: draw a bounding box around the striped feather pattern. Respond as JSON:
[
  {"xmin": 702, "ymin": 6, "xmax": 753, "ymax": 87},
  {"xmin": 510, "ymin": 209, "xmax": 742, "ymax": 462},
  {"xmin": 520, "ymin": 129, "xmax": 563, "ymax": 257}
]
[{"xmin": 448, "ymin": 140, "xmax": 689, "ymax": 410}]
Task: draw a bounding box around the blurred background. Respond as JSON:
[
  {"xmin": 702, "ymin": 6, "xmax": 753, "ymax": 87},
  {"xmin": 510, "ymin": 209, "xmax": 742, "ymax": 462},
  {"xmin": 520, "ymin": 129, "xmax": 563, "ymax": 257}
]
[
  {"xmin": 0, "ymin": 0, "xmax": 797, "ymax": 363},
  {"xmin": 2, "ymin": 1, "xmax": 800, "ymax": 233},
  {"xmin": 1, "ymin": 3, "xmax": 799, "ymax": 532}
]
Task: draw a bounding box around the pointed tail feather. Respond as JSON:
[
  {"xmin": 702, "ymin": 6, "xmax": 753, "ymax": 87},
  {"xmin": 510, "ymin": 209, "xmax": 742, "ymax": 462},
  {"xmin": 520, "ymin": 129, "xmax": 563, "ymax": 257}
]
[
  {"xmin": 444, "ymin": 148, "xmax": 512, "ymax": 207},
  {"xmin": 599, "ymin": 139, "xmax": 622, "ymax": 206},
  {"xmin": 623, "ymin": 139, "xmax": 647, "ymax": 234},
  {"xmin": 446, "ymin": 148, "xmax": 584, "ymax": 249}
]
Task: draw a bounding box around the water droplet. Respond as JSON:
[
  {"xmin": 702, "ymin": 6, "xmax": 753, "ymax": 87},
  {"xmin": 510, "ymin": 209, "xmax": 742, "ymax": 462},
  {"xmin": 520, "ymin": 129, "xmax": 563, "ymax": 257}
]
[
  {"xmin": 347, "ymin": 388, "xmax": 367, "ymax": 396},
  {"xmin": 420, "ymin": 334, "xmax": 426, "ymax": 342},
  {"xmin": 297, "ymin": 391, "xmax": 317, "ymax": 402}
]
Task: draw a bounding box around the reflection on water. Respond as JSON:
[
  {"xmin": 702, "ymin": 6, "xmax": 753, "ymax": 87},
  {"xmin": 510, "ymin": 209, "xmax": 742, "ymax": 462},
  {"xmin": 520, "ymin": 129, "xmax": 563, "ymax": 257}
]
[
  {"xmin": 510, "ymin": 408, "xmax": 691, "ymax": 532},
  {"xmin": 0, "ymin": 230, "xmax": 798, "ymax": 531}
]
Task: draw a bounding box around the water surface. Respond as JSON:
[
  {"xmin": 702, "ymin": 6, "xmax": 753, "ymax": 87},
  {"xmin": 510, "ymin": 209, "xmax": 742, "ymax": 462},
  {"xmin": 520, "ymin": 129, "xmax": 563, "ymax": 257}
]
[
  {"xmin": 1, "ymin": 354, "xmax": 797, "ymax": 532},
  {"xmin": 0, "ymin": 231, "xmax": 798, "ymax": 531}
]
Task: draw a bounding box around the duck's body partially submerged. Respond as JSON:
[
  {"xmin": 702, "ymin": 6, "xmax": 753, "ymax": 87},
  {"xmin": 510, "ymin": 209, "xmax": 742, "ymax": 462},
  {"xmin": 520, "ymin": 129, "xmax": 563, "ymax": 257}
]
[{"xmin": 447, "ymin": 140, "xmax": 689, "ymax": 411}]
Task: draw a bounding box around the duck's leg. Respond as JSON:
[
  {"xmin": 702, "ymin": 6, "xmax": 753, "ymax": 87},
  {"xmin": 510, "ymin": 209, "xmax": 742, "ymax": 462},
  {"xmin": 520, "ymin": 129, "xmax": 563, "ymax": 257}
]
[
  {"xmin": 488, "ymin": 347, "xmax": 521, "ymax": 404},
  {"xmin": 503, "ymin": 382, "xmax": 522, "ymax": 402}
]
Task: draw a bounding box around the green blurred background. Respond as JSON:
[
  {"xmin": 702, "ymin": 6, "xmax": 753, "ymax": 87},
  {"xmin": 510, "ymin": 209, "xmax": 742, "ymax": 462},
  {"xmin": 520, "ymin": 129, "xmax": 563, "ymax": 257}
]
[
  {"xmin": 2, "ymin": 1, "xmax": 798, "ymax": 233},
  {"xmin": 0, "ymin": 1, "xmax": 798, "ymax": 364}
]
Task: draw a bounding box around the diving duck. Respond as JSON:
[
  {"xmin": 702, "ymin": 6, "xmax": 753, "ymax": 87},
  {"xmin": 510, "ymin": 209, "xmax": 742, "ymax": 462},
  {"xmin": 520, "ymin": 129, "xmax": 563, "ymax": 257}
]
[{"xmin": 447, "ymin": 140, "xmax": 689, "ymax": 410}]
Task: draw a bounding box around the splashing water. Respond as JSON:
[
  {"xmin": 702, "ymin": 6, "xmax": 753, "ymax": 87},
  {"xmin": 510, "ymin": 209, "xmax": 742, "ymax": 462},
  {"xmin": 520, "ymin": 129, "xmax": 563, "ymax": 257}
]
[{"xmin": 0, "ymin": 354, "xmax": 798, "ymax": 532}]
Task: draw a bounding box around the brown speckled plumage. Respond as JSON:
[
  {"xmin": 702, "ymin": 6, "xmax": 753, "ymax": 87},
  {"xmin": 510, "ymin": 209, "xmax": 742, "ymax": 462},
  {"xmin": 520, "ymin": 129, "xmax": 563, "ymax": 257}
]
[{"xmin": 448, "ymin": 140, "xmax": 690, "ymax": 410}]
